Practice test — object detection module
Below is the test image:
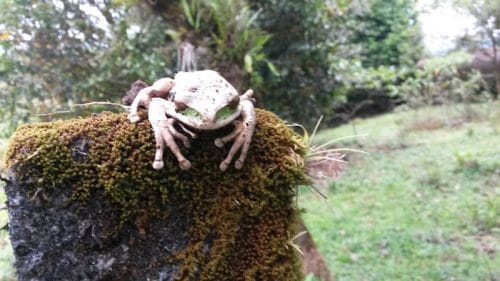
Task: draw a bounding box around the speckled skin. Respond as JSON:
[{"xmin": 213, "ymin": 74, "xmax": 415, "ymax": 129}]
[{"xmin": 128, "ymin": 70, "xmax": 256, "ymax": 171}]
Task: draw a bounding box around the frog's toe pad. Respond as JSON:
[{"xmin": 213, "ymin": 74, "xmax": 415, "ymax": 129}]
[
  {"xmin": 128, "ymin": 114, "xmax": 141, "ymax": 124},
  {"xmin": 179, "ymin": 160, "xmax": 191, "ymax": 170},
  {"xmin": 152, "ymin": 160, "xmax": 164, "ymax": 170},
  {"xmin": 235, "ymin": 159, "xmax": 244, "ymax": 169},
  {"xmin": 219, "ymin": 161, "xmax": 230, "ymax": 171},
  {"xmin": 214, "ymin": 138, "xmax": 224, "ymax": 148}
]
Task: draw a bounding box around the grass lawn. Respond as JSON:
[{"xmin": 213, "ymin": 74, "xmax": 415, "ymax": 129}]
[{"xmin": 301, "ymin": 102, "xmax": 500, "ymax": 281}]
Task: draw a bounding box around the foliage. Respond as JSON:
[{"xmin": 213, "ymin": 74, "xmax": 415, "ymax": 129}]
[
  {"xmin": 328, "ymin": 58, "xmax": 413, "ymax": 122},
  {"xmin": 0, "ymin": 0, "xmax": 428, "ymax": 134},
  {"xmin": 332, "ymin": 59, "xmax": 411, "ymax": 98},
  {"xmin": 303, "ymin": 102, "xmax": 500, "ymax": 280},
  {"xmin": 246, "ymin": 0, "xmax": 348, "ymax": 127},
  {"xmin": 0, "ymin": 0, "xmax": 108, "ymax": 133},
  {"xmin": 242, "ymin": 0, "xmax": 424, "ymax": 126},
  {"xmin": 0, "ymin": 1, "xmax": 172, "ymax": 136},
  {"xmin": 113, "ymin": 0, "xmax": 357, "ymax": 127},
  {"xmin": 344, "ymin": 0, "xmax": 423, "ymax": 68},
  {"xmin": 149, "ymin": 0, "xmax": 273, "ymax": 92},
  {"xmin": 397, "ymin": 51, "xmax": 491, "ymax": 108},
  {"xmin": 451, "ymin": 0, "xmax": 500, "ymax": 44},
  {"xmin": 449, "ymin": 0, "xmax": 500, "ymax": 98},
  {"xmin": 85, "ymin": 9, "xmax": 174, "ymax": 101},
  {"xmin": 328, "ymin": 50, "xmax": 493, "ymax": 122},
  {"xmin": 186, "ymin": 0, "xmax": 273, "ymax": 89}
]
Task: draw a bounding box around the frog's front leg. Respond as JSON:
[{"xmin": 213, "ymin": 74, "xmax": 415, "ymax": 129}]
[
  {"xmin": 215, "ymin": 89, "xmax": 256, "ymax": 171},
  {"xmin": 149, "ymin": 98, "xmax": 191, "ymax": 170},
  {"xmin": 128, "ymin": 78, "xmax": 175, "ymax": 123}
]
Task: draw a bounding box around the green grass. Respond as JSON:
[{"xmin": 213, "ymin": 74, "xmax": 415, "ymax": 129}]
[
  {"xmin": 0, "ymin": 138, "xmax": 16, "ymax": 281},
  {"xmin": 301, "ymin": 102, "xmax": 500, "ymax": 281},
  {"xmin": 0, "ymin": 188, "xmax": 15, "ymax": 281}
]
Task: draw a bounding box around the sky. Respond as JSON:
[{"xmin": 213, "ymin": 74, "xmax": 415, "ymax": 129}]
[{"xmin": 417, "ymin": 0, "xmax": 476, "ymax": 56}]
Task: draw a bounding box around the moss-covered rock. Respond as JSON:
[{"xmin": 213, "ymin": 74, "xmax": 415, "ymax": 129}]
[{"xmin": 5, "ymin": 109, "xmax": 307, "ymax": 281}]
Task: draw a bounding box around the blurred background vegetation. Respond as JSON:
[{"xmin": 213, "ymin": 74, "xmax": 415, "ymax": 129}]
[
  {"xmin": 2, "ymin": 0, "xmax": 497, "ymax": 135},
  {"xmin": 0, "ymin": 0, "xmax": 499, "ymax": 280}
]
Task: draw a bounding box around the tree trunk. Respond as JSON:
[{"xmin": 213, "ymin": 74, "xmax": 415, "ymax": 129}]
[
  {"xmin": 495, "ymin": 70, "xmax": 500, "ymax": 100},
  {"xmin": 297, "ymin": 218, "xmax": 335, "ymax": 281}
]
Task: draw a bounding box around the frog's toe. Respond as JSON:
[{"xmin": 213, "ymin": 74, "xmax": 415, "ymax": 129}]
[
  {"xmin": 152, "ymin": 160, "xmax": 164, "ymax": 170},
  {"xmin": 219, "ymin": 160, "xmax": 230, "ymax": 171},
  {"xmin": 235, "ymin": 159, "xmax": 244, "ymax": 169},
  {"xmin": 179, "ymin": 159, "xmax": 191, "ymax": 170},
  {"xmin": 128, "ymin": 114, "xmax": 141, "ymax": 123},
  {"xmin": 214, "ymin": 138, "xmax": 224, "ymax": 148}
]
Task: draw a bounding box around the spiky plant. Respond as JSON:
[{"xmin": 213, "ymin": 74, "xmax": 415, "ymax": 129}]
[{"xmin": 290, "ymin": 117, "xmax": 368, "ymax": 195}]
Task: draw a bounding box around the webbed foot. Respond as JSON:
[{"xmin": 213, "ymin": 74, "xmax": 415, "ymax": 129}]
[
  {"xmin": 128, "ymin": 113, "xmax": 141, "ymax": 124},
  {"xmin": 153, "ymin": 159, "xmax": 164, "ymax": 170},
  {"xmin": 149, "ymin": 99, "xmax": 193, "ymax": 170}
]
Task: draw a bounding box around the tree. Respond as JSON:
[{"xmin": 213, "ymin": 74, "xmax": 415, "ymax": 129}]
[
  {"xmin": 0, "ymin": 0, "xmax": 425, "ymax": 134},
  {"xmin": 146, "ymin": 0, "xmax": 352, "ymax": 127},
  {"xmin": 0, "ymin": 0, "xmax": 109, "ymax": 133},
  {"xmin": 345, "ymin": 0, "xmax": 423, "ymax": 68},
  {"xmin": 0, "ymin": 0, "xmax": 172, "ymax": 135},
  {"xmin": 247, "ymin": 0, "xmax": 351, "ymax": 127},
  {"xmin": 452, "ymin": 0, "xmax": 500, "ymax": 99}
]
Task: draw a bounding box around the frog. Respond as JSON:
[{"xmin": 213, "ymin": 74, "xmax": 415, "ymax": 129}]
[{"xmin": 128, "ymin": 70, "xmax": 256, "ymax": 171}]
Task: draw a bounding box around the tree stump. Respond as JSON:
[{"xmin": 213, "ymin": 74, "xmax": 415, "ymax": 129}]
[{"xmin": 4, "ymin": 109, "xmax": 306, "ymax": 281}]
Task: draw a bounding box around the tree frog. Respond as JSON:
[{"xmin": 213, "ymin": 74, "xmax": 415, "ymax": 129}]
[{"xmin": 128, "ymin": 70, "xmax": 256, "ymax": 171}]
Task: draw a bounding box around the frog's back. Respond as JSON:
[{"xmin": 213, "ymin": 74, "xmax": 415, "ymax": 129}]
[{"xmin": 174, "ymin": 70, "xmax": 238, "ymax": 96}]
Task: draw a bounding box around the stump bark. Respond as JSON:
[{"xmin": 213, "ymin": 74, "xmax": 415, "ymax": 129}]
[{"xmin": 5, "ymin": 109, "xmax": 306, "ymax": 281}]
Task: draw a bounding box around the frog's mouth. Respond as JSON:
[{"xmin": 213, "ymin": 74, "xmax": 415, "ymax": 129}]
[{"xmin": 176, "ymin": 106, "xmax": 241, "ymax": 130}]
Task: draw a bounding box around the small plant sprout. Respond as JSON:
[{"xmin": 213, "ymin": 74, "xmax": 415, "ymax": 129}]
[
  {"xmin": 286, "ymin": 230, "xmax": 308, "ymax": 256},
  {"xmin": 289, "ymin": 116, "xmax": 369, "ymax": 197}
]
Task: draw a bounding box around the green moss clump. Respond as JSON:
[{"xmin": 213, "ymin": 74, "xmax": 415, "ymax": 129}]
[{"xmin": 5, "ymin": 109, "xmax": 307, "ymax": 281}]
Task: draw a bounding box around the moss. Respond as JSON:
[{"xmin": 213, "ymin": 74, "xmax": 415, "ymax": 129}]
[{"xmin": 5, "ymin": 109, "xmax": 307, "ymax": 281}]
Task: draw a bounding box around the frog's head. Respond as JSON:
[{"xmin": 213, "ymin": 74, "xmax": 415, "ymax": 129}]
[{"xmin": 171, "ymin": 70, "xmax": 242, "ymax": 130}]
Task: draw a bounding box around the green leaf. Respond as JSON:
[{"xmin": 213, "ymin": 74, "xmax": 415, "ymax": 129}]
[
  {"xmin": 244, "ymin": 54, "xmax": 253, "ymax": 73},
  {"xmin": 181, "ymin": 0, "xmax": 194, "ymax": 26},
  {"xmin": 266, "ymin": 61, "xmax": 280, "ymax": 76}
]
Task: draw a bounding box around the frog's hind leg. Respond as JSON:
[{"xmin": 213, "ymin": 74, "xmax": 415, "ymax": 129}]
[
  {"xmin": 214, "ymin": 120, "xmax": 243, "ymax": 148},
  {"xmin": 159, "ymin": 123, "xmax": 192, "ymax": 170},
  {"xmin": 165, "ymin": 119, "xmax": 191, "ymax": 148},
  {"xmin": 234, "ymin": 98, "xmax": 256, "ymax": 169},
  {"xmin": 219, "ymin": 134, "xmax": 245, "ymax": 171},
  {"xmin": 218, "ymin": 91, "xmax": 256, "ymax": 171},
  {"xmin": 152, "ymin": 127, "xmax": 166, "ymax": 170}
]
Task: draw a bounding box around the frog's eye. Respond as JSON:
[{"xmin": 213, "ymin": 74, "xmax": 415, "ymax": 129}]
[
  {"xmin": 175, "ymin": 102, "xmax": 201, "ymax": 118},
  {"xmin": 228, "ymin": 96, "xmax": 240, "ymax": 109},
  {"xmin": 175, "ymin": 101, "xmax": 187, "ymax": 112},
  {"xmin": 182, "ymin": 107, "xmax": 201, "ymax": 118}
]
